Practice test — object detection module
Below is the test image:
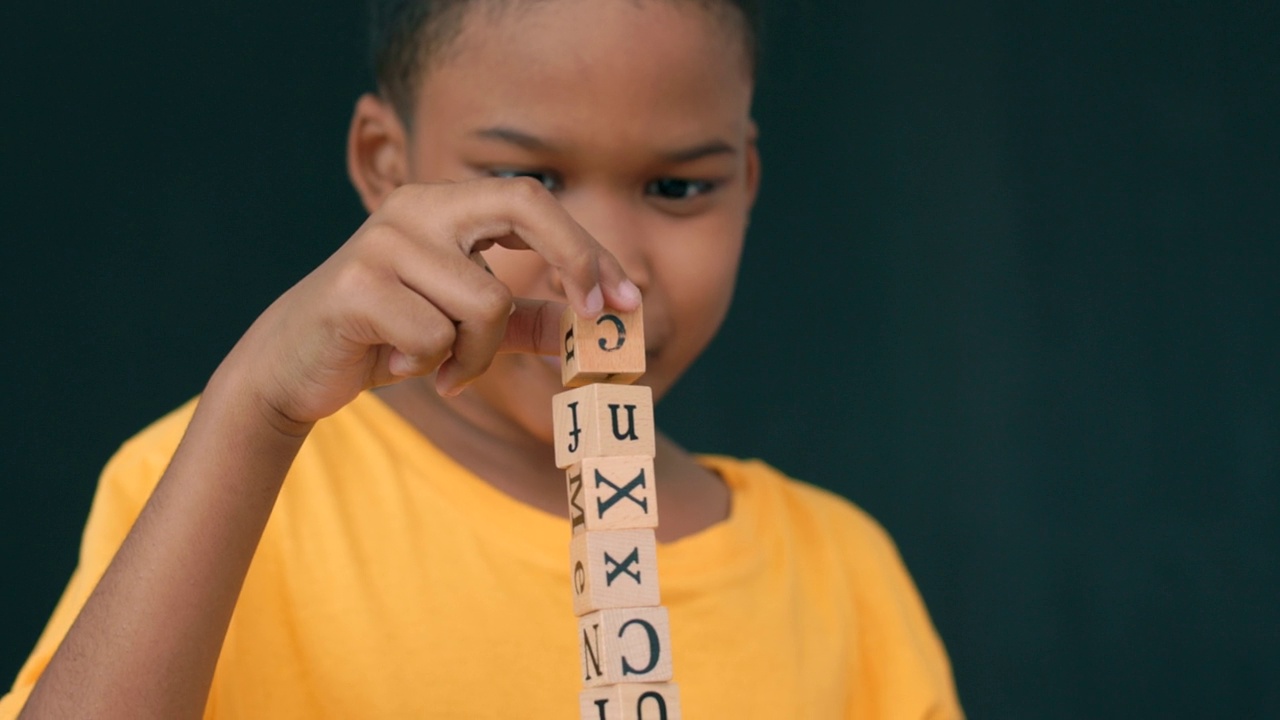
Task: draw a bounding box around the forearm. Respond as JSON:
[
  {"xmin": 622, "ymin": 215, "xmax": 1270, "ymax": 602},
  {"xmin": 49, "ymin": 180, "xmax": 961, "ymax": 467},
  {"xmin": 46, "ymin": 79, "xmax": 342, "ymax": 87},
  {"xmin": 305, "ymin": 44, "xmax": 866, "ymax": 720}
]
[{"xmin": 20, "ymin": 368, "xmax": 309, "ymax": 720}]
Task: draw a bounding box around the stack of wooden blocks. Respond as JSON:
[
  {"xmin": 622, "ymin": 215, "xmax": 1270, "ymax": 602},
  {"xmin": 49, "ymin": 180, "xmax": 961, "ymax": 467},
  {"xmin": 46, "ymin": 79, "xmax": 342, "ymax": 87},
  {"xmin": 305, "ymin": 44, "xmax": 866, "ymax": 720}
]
[{"xmin": 553, "ymin": 302, "xmax": 682, "ymax": 720}]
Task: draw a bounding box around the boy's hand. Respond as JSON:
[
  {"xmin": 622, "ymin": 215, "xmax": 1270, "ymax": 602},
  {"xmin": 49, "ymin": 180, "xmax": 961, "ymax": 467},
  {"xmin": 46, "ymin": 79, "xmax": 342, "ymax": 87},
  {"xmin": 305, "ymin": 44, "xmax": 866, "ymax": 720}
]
[{"xmin": 218, "ymin": 177, "xmax": 641, "ymax": 435}]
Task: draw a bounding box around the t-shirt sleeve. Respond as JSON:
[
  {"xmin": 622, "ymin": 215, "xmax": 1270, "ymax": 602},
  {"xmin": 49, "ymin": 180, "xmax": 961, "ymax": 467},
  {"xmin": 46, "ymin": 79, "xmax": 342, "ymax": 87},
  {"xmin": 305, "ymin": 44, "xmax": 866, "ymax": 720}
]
[
  {"xmin": 0, "ymin": 429, "xmax": 174, "ymax": 718},
  {"xmin": 840, "ymin": 502, "xmax": 965, "ymax": 719}
]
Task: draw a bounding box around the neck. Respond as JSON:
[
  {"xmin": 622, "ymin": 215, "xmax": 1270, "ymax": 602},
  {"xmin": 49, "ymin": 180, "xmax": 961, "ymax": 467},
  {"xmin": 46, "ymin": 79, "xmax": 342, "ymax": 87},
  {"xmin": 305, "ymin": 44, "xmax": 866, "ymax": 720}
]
[
  {"xmin": 373, "ymin": 377, "xmax": 732, "ymax": 540},
  {"xmin": 374, "ymin": 378, "xmax": 570, "ymax": 517}
]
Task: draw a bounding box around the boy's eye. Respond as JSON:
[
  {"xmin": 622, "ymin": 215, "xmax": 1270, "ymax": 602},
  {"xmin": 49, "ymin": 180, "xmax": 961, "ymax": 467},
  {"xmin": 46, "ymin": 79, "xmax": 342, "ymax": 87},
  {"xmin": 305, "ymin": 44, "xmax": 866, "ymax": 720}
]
[
  {"xmin": 491, "ymin": 169, "xmax": 563, "ymax": 193},
  {"xmin": 645, "ymin": 178, "xmax": 717, "ymax": 200}
]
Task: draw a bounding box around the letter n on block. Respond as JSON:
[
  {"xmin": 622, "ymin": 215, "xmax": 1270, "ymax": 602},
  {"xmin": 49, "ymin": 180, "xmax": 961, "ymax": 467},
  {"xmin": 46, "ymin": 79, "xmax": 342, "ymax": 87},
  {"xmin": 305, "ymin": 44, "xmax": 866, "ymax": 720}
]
[
  {"xmin": 570, "ymin": 529, "xmax": 660, "ymax": 615},
  {"xmin": 566, "ymin": 456, "xmax": 658, "ymax": 535},
  {"xmin": 580, "ymin": 683, "xmax": 683, "ymax": 720},
  {"xmin": 553, "ymin": 384, "xmax": 655, "ymax": 469},
  {"xmin": 561, "ymin": 305, "xmax": 645, "ymax": 387},
  {"xmin": 579, "ymin": 607, "xmax": 673, "ymax": 687}
]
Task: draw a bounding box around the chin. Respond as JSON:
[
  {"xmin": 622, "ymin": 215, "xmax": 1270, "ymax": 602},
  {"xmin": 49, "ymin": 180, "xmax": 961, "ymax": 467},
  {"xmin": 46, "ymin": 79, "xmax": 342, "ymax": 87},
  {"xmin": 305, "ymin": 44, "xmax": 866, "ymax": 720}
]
[{"xmin": 486, "ymin": 353, "xmax": 563, "ymax": 444}]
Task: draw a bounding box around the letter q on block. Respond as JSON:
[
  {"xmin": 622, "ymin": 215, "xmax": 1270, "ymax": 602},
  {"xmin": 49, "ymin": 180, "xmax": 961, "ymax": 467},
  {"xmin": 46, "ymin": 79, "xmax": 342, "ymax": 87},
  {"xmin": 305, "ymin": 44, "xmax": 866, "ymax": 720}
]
[
  {"xmin": 561, "ymin": 305, "xmax": 646, "ymax": 387},
  {"xmin": 553, "ymin": 384, "xmax": 656, "ymax": 469},
  {"xmin": 579, "ymin": 607, "xmax": 673, "ymax": 688},
  {"xmin": 579, "ymin": 683, "xmax": 683, "ymax": 720}
]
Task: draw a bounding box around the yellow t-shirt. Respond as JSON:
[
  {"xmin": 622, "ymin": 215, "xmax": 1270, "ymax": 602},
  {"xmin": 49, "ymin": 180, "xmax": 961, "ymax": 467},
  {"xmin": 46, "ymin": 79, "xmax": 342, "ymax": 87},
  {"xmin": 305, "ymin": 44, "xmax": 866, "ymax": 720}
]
[{"xmin": 1, "ymin": 392, "xmax": 962, "ymax": 719}]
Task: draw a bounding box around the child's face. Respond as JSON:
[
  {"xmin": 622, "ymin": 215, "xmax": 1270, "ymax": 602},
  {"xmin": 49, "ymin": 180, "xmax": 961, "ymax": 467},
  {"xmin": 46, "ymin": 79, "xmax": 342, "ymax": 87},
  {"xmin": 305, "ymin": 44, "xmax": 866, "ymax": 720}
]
[{"xmin": 400, "ymin": 0, "xmax": 758, "ymax": 440}]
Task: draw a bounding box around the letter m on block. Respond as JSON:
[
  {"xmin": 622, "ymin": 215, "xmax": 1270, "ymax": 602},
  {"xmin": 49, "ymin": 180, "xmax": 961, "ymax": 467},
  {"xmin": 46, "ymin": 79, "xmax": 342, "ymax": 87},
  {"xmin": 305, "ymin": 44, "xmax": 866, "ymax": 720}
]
[{"xmin": 567, "ymin": 468, "xmax": 587, "ymax": 534}]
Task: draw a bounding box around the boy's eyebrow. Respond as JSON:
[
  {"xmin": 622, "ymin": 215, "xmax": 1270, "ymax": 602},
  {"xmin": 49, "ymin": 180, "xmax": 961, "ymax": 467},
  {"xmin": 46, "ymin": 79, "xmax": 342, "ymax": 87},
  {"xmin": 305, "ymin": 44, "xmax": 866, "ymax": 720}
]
[
  {"xmin": 474, "ymin": 126, "xmax": 736, "ymax": 163},
  {"xmin": 660, "ymin": 140, "xmax": 736, "ymax": 163},
  {"xmin": 474, "ymin": 127, "xmax": 562, "ymax": 153}
]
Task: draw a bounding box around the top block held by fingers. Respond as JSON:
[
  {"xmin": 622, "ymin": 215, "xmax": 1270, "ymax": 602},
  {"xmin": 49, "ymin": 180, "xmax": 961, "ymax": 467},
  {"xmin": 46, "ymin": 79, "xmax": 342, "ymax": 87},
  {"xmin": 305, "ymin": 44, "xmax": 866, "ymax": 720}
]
[{"xmin": 561, "ymin": 304, "xmax": 645, "ymax": 388}]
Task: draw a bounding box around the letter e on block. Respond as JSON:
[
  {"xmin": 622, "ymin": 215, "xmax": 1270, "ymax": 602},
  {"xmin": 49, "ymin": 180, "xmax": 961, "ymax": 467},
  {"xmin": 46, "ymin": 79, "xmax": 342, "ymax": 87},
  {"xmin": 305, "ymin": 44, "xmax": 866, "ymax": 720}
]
[
  {"xmin": 561, "ymin": 305, "xmax": 645, "ymax": 387},
  {"xmin": 553, "ymin": 384, "xmax": 655, "ymax": 468},
  {"xmin": 580, "ymin": 683, "xmax": 683, "ymax": 720},
  {"xmin": 569, "ymin": 529, "xmax": 660, "ymax": 615},
  {"xmin": 579, "ymin": 607, "xmax": 673, "ymax": 687}
]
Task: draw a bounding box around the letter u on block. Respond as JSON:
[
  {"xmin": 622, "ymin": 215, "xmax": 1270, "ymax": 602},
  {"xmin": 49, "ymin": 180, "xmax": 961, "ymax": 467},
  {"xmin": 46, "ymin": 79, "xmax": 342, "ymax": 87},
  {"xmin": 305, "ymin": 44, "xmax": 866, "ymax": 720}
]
[
  {"xmin": 579, "ymin": 683, "xmax": 683, "ymax": 720},
  {"xmin": 553, "ymin": 384, "xmax": 656, "ymax": 468}
]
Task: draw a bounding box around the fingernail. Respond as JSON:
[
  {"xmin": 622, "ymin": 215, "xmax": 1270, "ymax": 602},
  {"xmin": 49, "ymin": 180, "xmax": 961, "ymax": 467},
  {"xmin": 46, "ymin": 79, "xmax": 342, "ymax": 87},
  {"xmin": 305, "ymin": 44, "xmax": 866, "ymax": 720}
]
[
  {"xmin": 389, "ymin": 353, "xmax": 416, "ymax": 377},
  {"xmin": 584, "ymin": 285, "xmax": 604, "ymax": 316},
  {"xmin": 509, "ymin": 302, "xmax": 517, "ymax": 316},
  {"xmin": 436, "ymin": 375, "xmax": 465, "ymax": 397},
  {"xmin": 615, "ymin": 279, "xmax": 642, "ymax": 307}
]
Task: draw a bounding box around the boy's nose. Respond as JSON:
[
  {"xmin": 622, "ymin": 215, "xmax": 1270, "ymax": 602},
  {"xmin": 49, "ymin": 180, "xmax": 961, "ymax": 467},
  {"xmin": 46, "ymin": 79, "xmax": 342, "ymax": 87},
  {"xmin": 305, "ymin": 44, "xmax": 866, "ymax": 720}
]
[{"xmin": 564, "ymin": 193, "xmax": 652, "ymax": 294}]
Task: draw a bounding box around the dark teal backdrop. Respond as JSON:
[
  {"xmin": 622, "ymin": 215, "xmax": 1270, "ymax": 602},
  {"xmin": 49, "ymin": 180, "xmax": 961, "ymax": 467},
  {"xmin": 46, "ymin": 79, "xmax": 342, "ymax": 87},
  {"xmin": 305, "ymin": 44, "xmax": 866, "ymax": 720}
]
[{"xmin": 1, "ymin": 2, "xmax": 1276, "ymax": 717}]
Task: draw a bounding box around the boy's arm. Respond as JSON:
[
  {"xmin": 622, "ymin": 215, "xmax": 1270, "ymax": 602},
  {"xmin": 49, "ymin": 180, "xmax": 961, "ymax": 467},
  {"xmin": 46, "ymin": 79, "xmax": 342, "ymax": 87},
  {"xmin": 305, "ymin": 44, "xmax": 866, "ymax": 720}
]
[
  {"xmin": 17, "ymin": 375, "xmax": 303, "ymax": 720},
  {"xmin": 14, "ymin": 179, "xmax": 639, "ymax": 720},
  {"xmin": 0, "ymin": 407, "xmax": 178, "ymax": 720}
]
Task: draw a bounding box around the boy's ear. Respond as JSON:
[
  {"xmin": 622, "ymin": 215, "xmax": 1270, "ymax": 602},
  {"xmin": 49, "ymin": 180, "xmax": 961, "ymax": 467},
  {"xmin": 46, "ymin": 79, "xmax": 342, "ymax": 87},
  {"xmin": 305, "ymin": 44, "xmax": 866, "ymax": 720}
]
[{"xmin": 347, "ymin": 94, "xmax": 410, "ymax": 212}]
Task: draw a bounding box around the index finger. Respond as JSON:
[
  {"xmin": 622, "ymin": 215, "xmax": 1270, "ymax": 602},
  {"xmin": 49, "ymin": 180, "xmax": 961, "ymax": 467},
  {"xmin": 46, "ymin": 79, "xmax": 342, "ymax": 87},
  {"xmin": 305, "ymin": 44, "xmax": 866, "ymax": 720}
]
[{"xmin": 417, "ymin": 177, "xmax": 642, "ymax": 318}]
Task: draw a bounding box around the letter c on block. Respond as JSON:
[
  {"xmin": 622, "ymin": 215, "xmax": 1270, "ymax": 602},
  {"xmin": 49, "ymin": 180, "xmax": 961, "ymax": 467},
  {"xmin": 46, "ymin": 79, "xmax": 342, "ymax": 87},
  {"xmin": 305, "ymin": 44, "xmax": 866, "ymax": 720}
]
[
  {"xmin": 596, "ymin": 314, "xmax": 626, "ymax": 351},
  {"xmin": 618, "ymin": 618, "xmax": 660, "ymax": 675}
]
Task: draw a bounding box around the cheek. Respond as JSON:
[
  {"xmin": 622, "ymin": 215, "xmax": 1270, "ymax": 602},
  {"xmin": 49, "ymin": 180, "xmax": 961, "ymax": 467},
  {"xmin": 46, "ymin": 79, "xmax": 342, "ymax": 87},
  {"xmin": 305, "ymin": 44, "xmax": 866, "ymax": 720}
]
[{"xmin": 661, "ymin": 221, "xmax": 744, "ymax": 332}]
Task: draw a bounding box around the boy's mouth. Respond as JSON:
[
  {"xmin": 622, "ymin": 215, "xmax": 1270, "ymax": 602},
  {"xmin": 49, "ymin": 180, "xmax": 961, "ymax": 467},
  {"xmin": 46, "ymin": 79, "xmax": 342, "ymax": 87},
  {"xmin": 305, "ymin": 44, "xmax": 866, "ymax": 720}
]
[{"xmin": 535, "ymin": 349, "xmax": 661, "ymax": 378}]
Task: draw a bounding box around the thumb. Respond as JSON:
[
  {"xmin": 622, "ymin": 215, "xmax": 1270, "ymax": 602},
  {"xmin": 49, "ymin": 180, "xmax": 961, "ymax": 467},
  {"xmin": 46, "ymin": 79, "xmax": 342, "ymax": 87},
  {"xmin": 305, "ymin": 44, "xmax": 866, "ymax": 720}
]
[{"xmin": 499, "ymin": 299, "xmax": 566, "ymax": 356}]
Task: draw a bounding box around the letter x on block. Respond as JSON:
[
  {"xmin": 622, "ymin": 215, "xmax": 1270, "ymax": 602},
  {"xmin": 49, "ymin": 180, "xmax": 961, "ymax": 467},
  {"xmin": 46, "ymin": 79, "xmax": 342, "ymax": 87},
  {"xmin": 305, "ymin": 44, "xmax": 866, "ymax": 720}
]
[
  {"xmin": 561, "ymin": 305, "xmax": 646, "ymax": 388},
  {"xmin": 580, "ymin": 683, "xmax": 682, "ymax": 720},
  {"xmin": 570, "ymin": 529, "xmax": 660, "ymax": 616},
  {"xmin": 567, "ymin": 456, "xmax": 658, "ymax": 535},
  {"xmin": 553, "ymin": 384, "xmax": 655, "ymax": 469},
  {"xmin": 579, "ymin": 606, "xmax": 673, "ymax": 687}
]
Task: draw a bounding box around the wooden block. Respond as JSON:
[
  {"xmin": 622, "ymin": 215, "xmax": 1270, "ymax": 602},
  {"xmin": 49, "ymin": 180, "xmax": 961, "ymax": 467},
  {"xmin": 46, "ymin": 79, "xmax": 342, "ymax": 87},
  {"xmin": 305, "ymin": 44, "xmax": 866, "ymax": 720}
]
[
  {"xmin": 579, "ymin": 607, "xmax": 673, "ymax": 687},
  {"xmin": 561, "ymin": 305, "xmax": 646, "ymax": 387},
  {"xmin": 553, "ymin": 384, "xmax": 655, "ymax": 469},
  {"xmin": 570, "ymin": 529, "xmax": 660, "ymax": 615},
  {"xmin": 567, "ymin": 456, "xmax": 659, "ymax": 535},
  {"xmin": 580, "ymin": 683, "xmax": 683, "ymax": 720}
]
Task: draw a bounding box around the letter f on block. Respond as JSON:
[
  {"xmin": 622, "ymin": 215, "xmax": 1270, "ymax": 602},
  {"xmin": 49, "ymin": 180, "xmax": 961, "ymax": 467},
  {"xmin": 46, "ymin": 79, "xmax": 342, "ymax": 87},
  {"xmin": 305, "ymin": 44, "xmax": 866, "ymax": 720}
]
[{"xmin": 566, "ymin": 401, "xmax": 582, "ymax": 453}]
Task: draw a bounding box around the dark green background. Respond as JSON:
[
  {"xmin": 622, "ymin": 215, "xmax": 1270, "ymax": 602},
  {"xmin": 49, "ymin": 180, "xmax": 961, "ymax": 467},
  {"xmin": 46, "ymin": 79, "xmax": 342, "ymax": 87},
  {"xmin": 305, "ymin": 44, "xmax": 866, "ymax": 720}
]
[{"xmin": 2, "ymin": 1, "xmax": 1276, "ymax": 717}]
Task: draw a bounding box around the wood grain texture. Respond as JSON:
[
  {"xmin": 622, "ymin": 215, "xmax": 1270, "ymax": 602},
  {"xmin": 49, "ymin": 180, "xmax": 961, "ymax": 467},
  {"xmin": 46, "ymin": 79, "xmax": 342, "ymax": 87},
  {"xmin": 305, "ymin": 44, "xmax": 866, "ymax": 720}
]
[
  {"xmin": 579, "ymin": 607, "xmax": 673, "ymax": 687},
  {"xmin": 569, "ymin": 529, "xmax": 661, "ymax": 616},
  {"xmin": 561, "ymin": 305, "xmax": 646, "ymax": 388},
  {"xmin": 579, "ymin": 683, "xmax": 683, "ymax": 720},
  {"xmin": 552, "ymin": 384, "xmax": 656, "ymax": 469},
  {"xmin": 566, "ymin": 456, "xmax": 659, "ymax": 536}
]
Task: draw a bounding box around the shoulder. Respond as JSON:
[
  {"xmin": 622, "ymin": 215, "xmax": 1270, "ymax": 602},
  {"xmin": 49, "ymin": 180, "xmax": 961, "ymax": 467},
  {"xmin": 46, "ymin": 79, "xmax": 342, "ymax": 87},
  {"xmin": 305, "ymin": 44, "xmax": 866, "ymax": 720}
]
[
  {"xmin": 700, "ymin": 455, "xmax": 933, "ymax": 630},
  {"xmin": 704, "ymin": 456, "xmax": 964, "ymax": 716}
]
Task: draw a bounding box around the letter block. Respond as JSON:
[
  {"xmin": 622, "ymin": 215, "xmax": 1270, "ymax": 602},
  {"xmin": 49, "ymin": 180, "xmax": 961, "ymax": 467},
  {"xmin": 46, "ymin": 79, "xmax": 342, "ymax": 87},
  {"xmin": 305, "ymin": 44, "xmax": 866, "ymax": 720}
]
[
  {"xmin": 561, "ymin": 305, "xmax": 646, "ymax": 387},
  {"xmin": 553, "ymin": 384, "xmax": 655, "ymax": 469},
  {"xmin": 566, "ymin": 456, "xmax": 659, "ymax": 536},
  {"xmin": 579, "ymin": 607, "xmax": 673, "ymax": 687},
  {"xmin": 580, "ymin": 683, "xmax": 683, "ymax": 720},
  {"xmin": 570, "ymin": 529, "xmax": 660, "ymax": 616}
]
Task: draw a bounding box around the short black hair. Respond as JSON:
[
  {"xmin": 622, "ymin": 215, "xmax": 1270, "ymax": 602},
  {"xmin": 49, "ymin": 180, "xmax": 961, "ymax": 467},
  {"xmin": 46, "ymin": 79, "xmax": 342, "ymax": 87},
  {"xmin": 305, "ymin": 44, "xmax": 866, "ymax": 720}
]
[{"xmin": 370, "ymin": 0, "xmax": 761, "ymax": 122}]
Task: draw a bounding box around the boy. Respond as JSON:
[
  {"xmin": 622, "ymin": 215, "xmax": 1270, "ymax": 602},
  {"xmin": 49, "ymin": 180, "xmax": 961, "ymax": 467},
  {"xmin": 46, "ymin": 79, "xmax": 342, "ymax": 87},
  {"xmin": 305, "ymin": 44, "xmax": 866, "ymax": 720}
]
[{"xmin": 3, "ymin": 0, "xmax": 963, "ymax": 717}]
